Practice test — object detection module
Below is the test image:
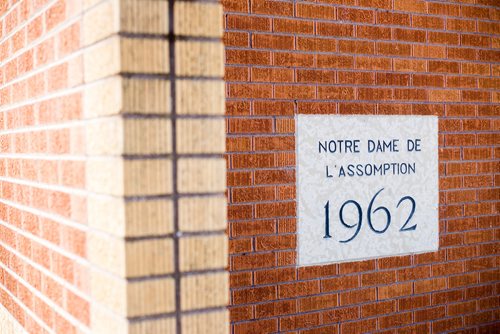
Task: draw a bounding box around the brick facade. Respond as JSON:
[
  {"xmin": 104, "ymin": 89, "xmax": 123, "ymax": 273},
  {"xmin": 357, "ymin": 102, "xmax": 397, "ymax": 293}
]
[{"xmin": 224, "ymin": 0, "xmax": 499, "ymax": 333}]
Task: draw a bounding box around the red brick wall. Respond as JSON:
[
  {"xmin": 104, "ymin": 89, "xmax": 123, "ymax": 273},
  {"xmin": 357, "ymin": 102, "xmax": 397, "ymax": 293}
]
[
  {"xmin": 224, "ymin": 0, "xmax": 499, "ymax": 333},
  {"xmin": 0, "ymin": 1, "xmax": 88, "ymax": 332}
]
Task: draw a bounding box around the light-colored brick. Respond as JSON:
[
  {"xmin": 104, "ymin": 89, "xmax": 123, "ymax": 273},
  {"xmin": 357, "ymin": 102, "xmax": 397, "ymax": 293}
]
[
  {"xmin": 180, "ymin": 234, "xmax": 228, "ymax": 271},
  {"xmin": 127, "ymin": 278, "xmax": 175, "ymax": 317},
  {"xmin": 176, "ymin": 41, "xmax": 224, "ymax": 77},
  {"xmin": 126, "ymin": 238, "xmax": 174, "ymax": 277},
  {"xmin": 123, "ymin": 78, "xmax": 170, "ymax": 114},
  {"xmin": 182, "ymin": 310, "xmax": 229, "ymax": 334},
  {"xmin": 175, "ymin": 2, "xmax": 223, "ymax": 37},
  {"xmin": 89, "ymin": 233, "xmax": 125, "ymax": 276},
  {"xmin": 129, "ymin": 318, "xmax": 176, "ymax": 334},
  {"xmin": 178, "ymin": 158, "xmax": 226, "ymax": 193},
  {"xmin": 122, "ymin": 38, "xmax": 169, "ymax": 74},
  {"xmin": 84, "ymin": 37, "xmax": 121, "ymax": 82},
  {"xmin": 177, "ymin": 118, "xmax": 225, "ymax": 154},
  {"xmin": 179, "ymin": 196, "xmax": 226, "ymax": 232},
  {"xmin": 125, "ymin": 199, "xmax": 174, "ymax": 237},
  {"xmin": 84, "ymin": 37, "xmax": 168, "ymax": 82},
  {"xmin": 84, "ymin": 77, "xmax": 170, "ymax": 118},
  {"xmin": 91, "ymin": 270, "xmax": 127, "ymax": 315},
  {"xmin": 177, "ymin": 80, "xmax": 225, "ymax": 115},
  {"xmin": 90, "ymin": 303, "xmax": 128, "ymax": 334},
  {"xmin": 124, "ymin": 118, "xmax": 172, "ymax": 155},
  {"xmin": 87, "ymin": 196, "xmax": 174, "ymax": 237},
  {"xmin": 83, "ymin": 0, "xmax": 119, "ymax": 46},
  {"xmin": 85, "ymin": 117, "xmax": 123, "ymax": 155},
  {"xmin": 86, "ymin": 158, "xmax": 172, "ymax": 196},
  {"xmin": 84, "ymin": 76, "xmax": 123, "ymax": 118},
  {"xmin": 121, "ymin": 0, "xmax": 169, "ymax": 35},
  {"xmin": 181, "ymin": 272, "xmax": 229, "ymax": 310}
]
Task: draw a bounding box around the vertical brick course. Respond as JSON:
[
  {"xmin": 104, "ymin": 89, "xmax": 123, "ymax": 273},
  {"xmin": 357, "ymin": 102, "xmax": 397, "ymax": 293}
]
[{"xmin": 225, "ymin": 0, "xmax": 499, "ymax": 333}]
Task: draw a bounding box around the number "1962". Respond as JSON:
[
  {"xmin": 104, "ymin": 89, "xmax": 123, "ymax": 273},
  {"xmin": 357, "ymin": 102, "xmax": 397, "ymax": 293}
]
[{"xmin": 323, "ymin": 188, "xmax": 416, "ymax": 243}]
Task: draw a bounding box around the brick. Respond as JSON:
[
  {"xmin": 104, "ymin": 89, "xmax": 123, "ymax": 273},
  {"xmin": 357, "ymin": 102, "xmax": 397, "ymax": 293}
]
[
  {"xmin": 234, "ymin": 319, "xmax": 277, "ymax": 334},
  {"xmin": 448, "ymin": 47, "xmax": 478, "ymax": 61},
  {"xmin": 274, "ymin": 52, "xmax": 314, "ymax": 67},
  {"xmin": 297, "ymin": 69, "xmax": 335, "ymax": 84},
  {"xmin": 378, "ymin": 282, "xmax": 412, "ymax": 299},
  {"xmin": 341, "ymin": 318, "xmax": 377, "ymax": 334},
  {"xmin": 413, "ymin": 74, "xmax": 444, "ymax": 88},
  {"xmin": 255, "ymin": 267, "xmax": 295, "ymax": 285},
  {"xmin": 429, "ymin": 31, "xmax": 459, "ymax": 45},
  {"xmin": 274, "ymin": 18, "xmax": 313, "ymax": 34},
  {"xmin": 253, "ymin": 34, "xmax": 294, "ymax": 50},
  {"xmin": 339, "ymin": 40, "xmax": 375, "ymax": 54},
  {"xmin": 226, "ymin": 15, "xmax": 271, "ymax": 31},
  {"xmin": 322, "ymin": 275, "xmax": 359, "ymax": 292},
  {"xmin": 182, "ymin": 311, "xmax": 229, "ymax": 334},
  {"xmin": 394, "ymin": 59, "xmax": 426, "ymax": 72},
  {"xmin": 377, "ymin": 12, "xmax": 410, "ymax": 26},
  {"xmin": 432, "ymin": 317, "xmax": 463, "ymax": 332},
  {"xmin": 181, "ymin": 273, "xmax": 228, "ymax": 310},
  {"xmin": 254, "ymin": 101, "xmax": 294, "ymax": 116},
  {"xmin": 297, "ymin": 37, "xmax": 337, "ymax": 52},
  {"xmin": 280, "ymin": 313, "xmax": 320, "ymax": 331},
  {"xmin": 224, "ymin": 32, "xmax": 249, "ymax": 47},
  {"xmin": 317, "ymin": 55, "xmax": 354, "ymax": 69},
  {"xmin": 252, "ymin": 67, "xmax": 294, "ymax": 83},
  {"xmin": 251, "ymin": 0, "xmax": 293, "ymax": 16},
  {"xmin": 323, "ymin": 306, "xmax": 359, "ymax": 323},
  {"xmin": 414, "ymin": 277, "xmax": 447, "ymax": 294},
  {"xmin": 232, "ymin": 220, "xmax": 276, "ymax": 237},
  {"xmin": 447, "ymin": 18, "xmax": 476, "ymax": 32},
  {"xmin": 339, "ymin": 260, "xmax": 375, "ymax": 275},
  {"xmin": 394, "ymin": 0, "xmax": 427, "ymax": 13},
  {"xmin": 379, "ymin": 312, "xmax": 412, "ymax": 329},
  {"xmin": 413, "ymin": 15, "xmax": 444, "ymax": 29},
  {"xmin": 318, "ymin": 22, "xmax": 354, "ymax": 39},
  {"xmin": 361, "ymin": 271, "xmax": 396, "ymax": 286},
  {"xmin": 318, "ymin": 86, "xmax": 355, "ymax": 100},
  {"xmin": 230, "ymin": 305, "xmax": 252, "ymax": 322},
  {"xmin": 299, "ymin": 294, "xmax": 338, "ymax": 312},
  {"xmin": 229, "ymin": 84, "xmax": 272, "ymax": 98},
  {"xmin": 222, "ymin": 0, "xmax": 248, "ymax": 12},
  {"xmin": 180, "ymin": 235, "xmax": 227, "ymax": 271},
  {"xmin": 255, "ymin": 234, "xmax": 295, "ymax": 251},
  {"xmin": 358, "ymin": 88, "xmax": 393, "ymax": 101},
  {"xmin": 340, "ymin": 288, "xmax": 376, "ymax": 305},
  {"xmin": 256, "ymin": 300, "xmax": 296, "ymax": 318},
  {"xmin": 232, "ymin": 253, "xmax": 275, "ymax": 271},
  {"xmin": 338, "ymin": 8, "xmax": 374, "ymax": 23},
  {"xmin": 356, "ymin": 57, "xmax": 391, "ymax": 71},
  {"xmin": 393, "ymin": 28, "xmax": 426, "ymax": 43},
  {"xmin": 399, "ymin": 295, "xmax": 431, "ymax": 311},
  {"xmin": 429, "ymin": 90, "xmax": 460, "ymax": 102},
  {"xmin": 227, "ymin": 50, "xmax": 271, "ymax": 66},
  {"xmin": 357, "ymin": 25, "xmax": 391, "ymax": 40},
  {"xmin": 296, "ymin": 3, "xmax": 335, "ymax": 19},
  {"xmin": 361, "ymin": 300, "xmax": 395, "ymax": 317},
  {"xmin": 279, "ymin": 281, "xmax": 320, "ymax": 299},
  {"xmin": 377, "ymin": 42, "xmax": 411, "ymax": 57},
  {"xmin": 413, "ymin": 45, "xmax": 446, "ymax": 59}
]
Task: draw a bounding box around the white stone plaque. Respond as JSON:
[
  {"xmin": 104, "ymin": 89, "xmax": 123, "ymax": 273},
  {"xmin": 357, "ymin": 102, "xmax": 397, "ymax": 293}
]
[{"xmin": 297, "ymin": 115, "xmax": 439, "ymax": 266}]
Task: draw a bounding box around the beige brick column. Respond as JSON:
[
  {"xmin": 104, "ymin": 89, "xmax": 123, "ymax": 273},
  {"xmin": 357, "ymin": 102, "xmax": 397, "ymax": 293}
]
[
  {"xmin": 82, "ymin": 1, "xmax": 227, "ymax": 333},
  {"xmin": 172, "ymin": 1, "xmax": 228, "ymax": 333}
]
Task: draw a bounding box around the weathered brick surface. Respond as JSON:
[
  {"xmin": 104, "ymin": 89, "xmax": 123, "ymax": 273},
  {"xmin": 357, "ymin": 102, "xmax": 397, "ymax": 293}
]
[{"xmin": 224, "ymin": 0, "xmax": 499, "ymax": 333}]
